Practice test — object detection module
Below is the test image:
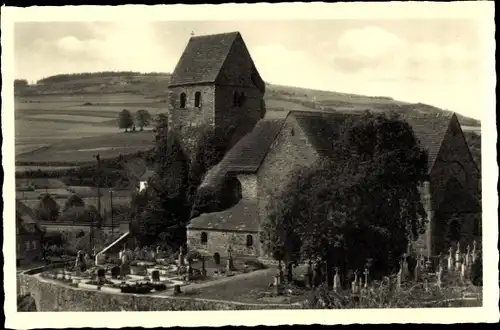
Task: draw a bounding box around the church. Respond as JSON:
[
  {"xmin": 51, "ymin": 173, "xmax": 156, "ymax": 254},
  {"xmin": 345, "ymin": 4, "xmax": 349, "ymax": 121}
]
[{"xmin": 166, "ymin": 31, "xmax": 482, "ymax": 260}]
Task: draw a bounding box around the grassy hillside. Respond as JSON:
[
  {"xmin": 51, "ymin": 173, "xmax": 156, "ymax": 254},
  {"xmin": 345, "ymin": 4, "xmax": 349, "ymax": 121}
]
[{"xmin": 14, "ymin": 71, "xmax": 481, "ymax": 167}]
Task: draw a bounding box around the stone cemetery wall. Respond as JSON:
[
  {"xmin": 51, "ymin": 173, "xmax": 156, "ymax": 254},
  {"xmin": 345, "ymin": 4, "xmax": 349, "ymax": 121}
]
[{"xmin": 17, "ymin": 269, "xmax": 299, "ymax": 311}]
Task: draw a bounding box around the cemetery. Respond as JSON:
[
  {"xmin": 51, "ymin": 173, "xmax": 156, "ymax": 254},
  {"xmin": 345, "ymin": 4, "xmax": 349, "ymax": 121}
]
[
  {"xmin": 26, "ymin": 238, "xmax": 482, "ymax": 309},
  {"xmin": 37, "ymin": 243, "xmax": 269, "ymax": 297}
]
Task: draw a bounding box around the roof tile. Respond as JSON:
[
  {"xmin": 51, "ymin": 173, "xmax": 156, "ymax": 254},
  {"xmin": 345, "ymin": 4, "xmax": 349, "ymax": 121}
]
[{"xmin": 169, "ymin": 32, "xmax": 240, "ymax": 87}]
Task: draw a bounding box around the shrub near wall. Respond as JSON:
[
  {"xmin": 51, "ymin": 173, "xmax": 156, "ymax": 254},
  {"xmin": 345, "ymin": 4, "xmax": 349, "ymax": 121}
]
[{"xmin": 17, "ymin": 273, "xmax": 300, "ymax": 311}]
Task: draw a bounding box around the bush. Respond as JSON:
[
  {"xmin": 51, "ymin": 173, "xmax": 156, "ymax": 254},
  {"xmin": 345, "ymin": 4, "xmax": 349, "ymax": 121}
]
[{"xmin": 186, "ymin": 250, "xmax": 202, "ymax": 262}]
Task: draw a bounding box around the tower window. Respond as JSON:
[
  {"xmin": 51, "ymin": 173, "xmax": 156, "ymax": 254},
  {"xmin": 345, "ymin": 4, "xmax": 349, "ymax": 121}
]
[
  {"xmin": 194, "ymin": 91, "xmax": 201, "ymax": 108},
  {"xmin": 233, "ymin": 91, "xmax": 239, "ymax": 107},
  {"xmin": 201, "ymin": 232, "xmax": 208, "ymax": 245},
  {"xmin": 238, "ymin": 92, "xmax": 247, "ymax": 107},
  {"xmin": 246, "ymin": 234, "xmax": 253, "ymax": 247},
  {"xmin": 180, "ymin": 93, "xmax": 187, "ymax": 108}
]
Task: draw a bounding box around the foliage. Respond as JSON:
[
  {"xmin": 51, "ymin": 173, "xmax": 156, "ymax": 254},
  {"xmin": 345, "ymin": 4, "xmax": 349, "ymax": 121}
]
[
  {"xmin": 186, "ymin": 250, "xmax": 203, "ymax": 261},
  {"xmin": 303, "ymin": 279, "xmax": 477, "ymax": 309},
  {"xmin": 58, "ymin": 205, "xmax": 103, "ymax": 226},
  {"xmin": 263, "ymin": 112, "xmax": 429, "ymax": 283},
  {"xmin": 63, "ymin": 194, "xmax": 85, "ymax": 212},
  {"xmin": 131, "ymin": 126, "xmax": 190, "ymax": 247},
  {"xmin": 135, "ymin": 109, "xmax": 152, "ymax": 131},
  {"xmin": 34, "ymin": 194, "xmax": 60, "ymax": 221},
  {"xmin": 118, "ymin": 109, "xmax": 134, "ymax": 132},
  {"xmin": 15, "ymin": 79, "xmax": 29, "ymax": 89}
]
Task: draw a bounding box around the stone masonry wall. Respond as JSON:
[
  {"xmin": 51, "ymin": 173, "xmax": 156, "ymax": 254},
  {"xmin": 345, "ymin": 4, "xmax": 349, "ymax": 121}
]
[
  {"xmin": 187, "ymin": 229, "xmax": 260, "ymax": 258},
  {"xmin": 429, "ymin": 115, "xmax": 481, "ymax": 255},
  {"xmin": 257, "ymin": 116, "xmax": 319, "ymax": 257},
  {"xmin": 237, "ymin": 174, "xmax": 258, "ymax": 200},
  {"xmin": 17, "ymin": 272, "xmax": 299, "ymax": 311},
  {"xmin": 167, "ymin": 85, "xmax": 216, "ymax": 161}
]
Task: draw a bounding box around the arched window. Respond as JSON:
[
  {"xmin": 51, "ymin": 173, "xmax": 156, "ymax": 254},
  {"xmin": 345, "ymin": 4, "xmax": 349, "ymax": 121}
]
[
  {"xmin": 194, "ymin": 91, "xmax": 201, "ymax": 107},
  {"xmin": 180, "ymin": 92, "xmax": 187, "ymax": 108},
  {"xmin": 246, "ymin": 234, "xmax": 253, "ymax": 247},
  {"xmin": 238, "ymin": 92, "xmax": 247, "ymax": 107},
  {"xmin": 201, "ymin": 232, "xmax": 208, "ymax": 245},
  {"xmin": 233, "ymin": 91, "xmax": 239, "ymax": 107}
]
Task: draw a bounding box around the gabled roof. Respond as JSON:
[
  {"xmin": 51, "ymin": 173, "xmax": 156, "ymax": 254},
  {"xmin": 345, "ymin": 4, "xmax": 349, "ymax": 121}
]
[
  {"xmin": 199, "ymin": 110, "xmax": 456, "ymax": 190},
  {"xmin": 200, "ymin": 119, "xmax": 285, "ymax": 187},
  {"xmin": 16, "ymin": 199, "xmax": 36, "ymax": 224},
  {"xmin": 402, "ymin": 113, "xmax": 453, "ymax": 170},
  {"xmin": 291, "ymin": 111, "xmax": 352, "ymax": 156},
  {"xmin": 188, "ymin": 200, "xmax": 260, "ymax": 232},
  {"xmin": 140, "ymin": 169, "xmax": 155, "ymax": 181},
  {"xmin": 169, "ymin": 32, "xmax": 240, "ymax": 87}
]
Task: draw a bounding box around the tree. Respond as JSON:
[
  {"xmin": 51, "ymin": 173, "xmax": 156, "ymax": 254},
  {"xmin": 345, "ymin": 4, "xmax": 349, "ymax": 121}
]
[
  {"xmin": 118, "ymin": 109, "xmax": 134, "ymax": 132},
  {"xmin": 14, "ymin": 79, "xmax": 29, "ymax": 89},
  {"xmin": 63, "ymin": 194, "xmax": 85, "ymax": 212},
  {"xmin": 262, "ymin": 112, "xmax": 429, "ymax": 287},
  {"xmin": 34, "ymin": 194, "xmax": 60, "ymax": 222},
  {"xmin": 135, "ymin": 109, "xmax": 152, "ymax": 131}
]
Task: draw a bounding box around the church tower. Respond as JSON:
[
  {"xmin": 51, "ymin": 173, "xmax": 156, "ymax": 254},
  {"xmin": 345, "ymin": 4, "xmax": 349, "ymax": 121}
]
[{"xmin": 167, "ymin": 31, "xmax": 266, "ymax": 161}]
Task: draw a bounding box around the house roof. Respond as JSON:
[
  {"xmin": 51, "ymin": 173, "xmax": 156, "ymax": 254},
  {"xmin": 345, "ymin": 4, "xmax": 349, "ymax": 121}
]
[
  {"xmin": 402, "ymin": 113, "xmax": 454, "ymax": 170},
  {"xmin": 123, "ymin": 157, "xmax": 148, "ymax": 181},
  {"xmin": 200, "ymin": 110, "xmax": 455, "ymax": 189},
  {"xmin": 200, "ymin": 119, "xmax": 285, "ymax": 187},
  {"xmin": 140, "ymin": 170, "xmax": 155, "ymax": 181},
  {"xmin": 291, "ymin": 111, "xmax": 352, "ymax": 156},
  {"xmin": 187, "ymin": 200, "xmax": 260, "ymax": 232},
  {"xmin": 16, "ymin": 199, "xmax": 36, "ymax": 224},
  {"xmin": 169, "ymin": 32, "xmax": 240, "ymax": 87}
]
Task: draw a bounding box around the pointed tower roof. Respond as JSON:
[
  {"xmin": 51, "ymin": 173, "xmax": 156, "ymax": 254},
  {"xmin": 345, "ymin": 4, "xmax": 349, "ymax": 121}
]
[{"xmin": 168, "ymin": 31, "xmax": 241, "ymax": 87}]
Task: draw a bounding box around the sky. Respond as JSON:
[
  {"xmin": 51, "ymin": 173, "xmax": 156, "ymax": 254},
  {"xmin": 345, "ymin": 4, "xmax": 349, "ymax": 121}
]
[{"xmin": 14, "ymin": 19, "xmax": 488, "ymax": 119}]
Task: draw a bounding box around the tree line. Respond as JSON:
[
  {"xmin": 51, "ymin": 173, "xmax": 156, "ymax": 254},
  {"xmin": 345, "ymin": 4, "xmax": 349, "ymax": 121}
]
[
  {"xmin": 118, "ymin": 109, "xmax": 154, "ymax": 132},
  {"xmin": 37, "ymin": 71, "xmax": 169, "ymax": 84}
]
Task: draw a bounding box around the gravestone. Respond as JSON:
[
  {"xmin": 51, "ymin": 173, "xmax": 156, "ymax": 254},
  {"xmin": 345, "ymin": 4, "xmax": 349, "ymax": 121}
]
[
  {"xmin": 227, "ymin": 245, "xmax": 234, "ymax": 271},
  {"xmin": 173, "ymin": 285, "xmax": 181, "ymax": 295},
  {"xmin": 436, "ymin": 265, "xmax": 443, "ymax": 289},
  {"xmin": 213, "ymin": 252, "xmax": 221, "ymax": 265},
  {"xmin": 312, "ymin": 262, "xmax": 322, "ymax": 288},
  {"xmin": 352, "ymin": 270, "xmax": 359, "ymax": 294},
  {"xmin": 277, "ymin": 262, "xmax": 284, "ymax": 284},
  {"xmin": 465, "ymin": 245, "xmax": 471, "ymax": 266},
  {"xmin": 448, "ymin": 246, "xmax": 454, "ymax": 271},
  {"xmin": 363, "ymin": 267, "xmax": 369, "ymax": 288},
  {"xmin": 120, "ymin": 263, "xmax": 130, "ymax": 277},
  {"xmin": 286, "ymin": 262, "xmax": 293, "ymax": 283},
  {"xmin": 414, "ymin": 256, "xmax": 421, "ymax": 281},
  {"xmin": 397, "ymin": 261, "xmax": 403, "ymax": 289},
  {"xmin": 178, "ymin": 246, "xmax": 186, "ymax": 266},
  {"xmin": 201, "ymin": 257, "xmax": 207, "ymax": 277},
  {"xmin": 152, "ymin": 270, "xmax": 160, "ymax": 282},
  {"xmin": 111, "ymin": 266, "xmax": 120, "ymax": 279},
  {"xmin": 97, "ymin": 268, "xmax": 106, "ymax": 284},
  {"xmin": 333, "ymin": 268, "xmax": 341, "ymax": 293}
]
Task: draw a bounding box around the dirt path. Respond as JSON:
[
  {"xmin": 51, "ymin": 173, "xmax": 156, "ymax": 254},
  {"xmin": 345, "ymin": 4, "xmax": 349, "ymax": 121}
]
[{"xmin": 154, "ymin": 267, "xmax": 276, "ymax": 296}]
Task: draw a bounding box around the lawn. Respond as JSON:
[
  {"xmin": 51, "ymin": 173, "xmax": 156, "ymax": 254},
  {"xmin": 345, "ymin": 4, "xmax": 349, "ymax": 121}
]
[{"xmin": 16, "ymin": 130, "xmax": 155, "ymax": 164}]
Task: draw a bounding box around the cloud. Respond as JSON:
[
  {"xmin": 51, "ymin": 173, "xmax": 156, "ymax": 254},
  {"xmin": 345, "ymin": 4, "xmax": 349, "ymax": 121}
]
[{"xmin": 337, "ymin": 26, "xmax": 403, "ymax": 59}]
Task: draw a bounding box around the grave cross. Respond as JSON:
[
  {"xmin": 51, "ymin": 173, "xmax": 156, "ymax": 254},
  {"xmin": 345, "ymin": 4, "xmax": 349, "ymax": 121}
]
[{"xmin": 363, "ymin": 267, "xmax": 369, "ymax": 288}]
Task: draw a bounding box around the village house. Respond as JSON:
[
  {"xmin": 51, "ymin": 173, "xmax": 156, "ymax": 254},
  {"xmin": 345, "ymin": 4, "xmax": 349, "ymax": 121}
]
[
  {"xmin": 166, "ymin": 32, "xmax": 481, "ymax": 260},
  {"xmin": 16, "ymin": 199, "xmax": 44, "ymax": 266}
]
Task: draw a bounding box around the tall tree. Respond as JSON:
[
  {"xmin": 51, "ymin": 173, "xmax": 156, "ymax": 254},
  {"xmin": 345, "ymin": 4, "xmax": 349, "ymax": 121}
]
[
  {"xmin": 63, "ymin": 194, "xmax": 85, "ymax": 212},
  {"xmin": 263, "ymin": 112, "xmax": 429, "ymax": 287},
  {"xmin": 34, "ymin": 194, "xmax": 60, "ymax": 222},
  {"xmin": 135, "ymin": 109, "xmax": 152, "ymax": 131},
  {"xmin": 118, "ymin": 109, "xmax": 134, "ymax": 132}
]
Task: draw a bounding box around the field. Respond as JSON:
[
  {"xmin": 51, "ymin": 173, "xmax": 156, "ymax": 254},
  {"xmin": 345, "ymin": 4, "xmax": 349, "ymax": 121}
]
[{"xmin": 14, "ymin": 72, "xmax": 481, "ymax": 168}]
